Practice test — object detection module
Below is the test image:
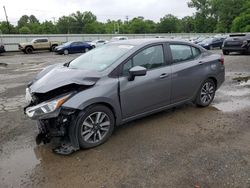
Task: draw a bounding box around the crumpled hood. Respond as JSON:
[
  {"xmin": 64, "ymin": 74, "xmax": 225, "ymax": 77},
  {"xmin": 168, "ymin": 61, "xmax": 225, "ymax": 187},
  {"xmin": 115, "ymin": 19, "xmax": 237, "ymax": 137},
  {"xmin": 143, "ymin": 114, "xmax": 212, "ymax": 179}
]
[{"xmin": 29, "ymin": 64, "xmax": 101, "ymax": 93}]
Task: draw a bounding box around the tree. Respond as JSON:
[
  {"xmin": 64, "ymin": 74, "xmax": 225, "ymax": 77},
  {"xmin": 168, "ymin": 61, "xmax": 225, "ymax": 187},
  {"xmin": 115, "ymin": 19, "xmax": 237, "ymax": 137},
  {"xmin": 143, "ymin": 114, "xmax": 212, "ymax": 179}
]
[
  {"xmin": 129, "ymin": 17, "xmax": 149, "ymax": 33},
  {"xmin": 180, "ymin": 16, "xmax": 195, "ymax": 33},
  {"xmin": 56, "ymin": 16, "xmax": 75, "ymax": 34},
  {"xmin": 17, "ymin": 15, "xmax": 29, "ymax": 28},
  {"xmin": 231, "ymin": 13, "xmax": 250, "ymax": 32},
  {"xmin": 157, "ymin": 14, "xmax": 180, "ymax": 33},
  {"xmin": 211, "ymin": 0, "xmax": 247, "ymax": 32},
  {"xmin": 19, "ymin": 26, "xmax": 31, "ymax": 34},
  {"xmin": 40, "ymin": 21, "xmax": 57, "ymax": 34},
  {"xmin": 0, "ymin": 21, "xmax": 17, "ymax": 34}
]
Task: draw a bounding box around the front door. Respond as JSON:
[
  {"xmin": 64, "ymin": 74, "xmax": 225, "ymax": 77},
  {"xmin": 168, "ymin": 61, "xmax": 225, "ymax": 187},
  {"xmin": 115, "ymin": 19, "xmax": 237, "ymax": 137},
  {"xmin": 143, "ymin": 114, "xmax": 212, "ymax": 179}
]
[{"xmin": 119, "ymin": 44, "xmax": 172, "ymax": 119}]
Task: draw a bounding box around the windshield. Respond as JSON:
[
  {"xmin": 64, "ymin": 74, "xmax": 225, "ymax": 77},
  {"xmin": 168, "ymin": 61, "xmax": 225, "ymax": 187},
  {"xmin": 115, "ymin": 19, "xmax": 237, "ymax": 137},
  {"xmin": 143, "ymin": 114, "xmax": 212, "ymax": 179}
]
[
  {"xmin": 69, "ymin": 44, "xmax": 134, "ymax": 71},
  {"xmin": 201, "ymin": 38, "xmax": 213, "ymax": 44},
  {"xmin": 62, "ymin": 41, "xmax": 72, "ymax": 46}
]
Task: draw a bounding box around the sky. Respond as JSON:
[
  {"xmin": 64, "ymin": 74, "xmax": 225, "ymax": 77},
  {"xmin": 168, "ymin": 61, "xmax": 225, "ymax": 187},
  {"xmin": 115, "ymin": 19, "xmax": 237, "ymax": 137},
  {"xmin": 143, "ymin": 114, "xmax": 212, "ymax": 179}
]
[{"xmin": 0, "ymin": 0, "xmax": 195, "ymax": 25}]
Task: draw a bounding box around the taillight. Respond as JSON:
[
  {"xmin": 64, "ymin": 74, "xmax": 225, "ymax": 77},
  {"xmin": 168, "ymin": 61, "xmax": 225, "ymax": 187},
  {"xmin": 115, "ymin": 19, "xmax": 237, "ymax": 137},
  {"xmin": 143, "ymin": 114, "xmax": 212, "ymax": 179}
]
[{"xmin": 220, "ymin": 54, "xmax": 224, "ymax": 65}]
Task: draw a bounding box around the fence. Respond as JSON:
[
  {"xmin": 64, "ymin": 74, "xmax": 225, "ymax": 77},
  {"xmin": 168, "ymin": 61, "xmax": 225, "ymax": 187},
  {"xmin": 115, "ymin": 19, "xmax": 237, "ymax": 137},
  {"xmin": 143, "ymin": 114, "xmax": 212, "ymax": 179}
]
[{"xmin": 0, "ymin": 33, "xmax": 218, "ymax": 51}]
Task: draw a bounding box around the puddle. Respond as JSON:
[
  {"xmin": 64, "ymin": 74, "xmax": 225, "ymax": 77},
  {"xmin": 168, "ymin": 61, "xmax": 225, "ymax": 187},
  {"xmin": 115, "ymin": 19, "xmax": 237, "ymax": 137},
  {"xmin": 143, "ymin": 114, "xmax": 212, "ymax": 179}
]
[{"xmin": 0, "ymin": 147, "xmax": 40, "ymax": 187}]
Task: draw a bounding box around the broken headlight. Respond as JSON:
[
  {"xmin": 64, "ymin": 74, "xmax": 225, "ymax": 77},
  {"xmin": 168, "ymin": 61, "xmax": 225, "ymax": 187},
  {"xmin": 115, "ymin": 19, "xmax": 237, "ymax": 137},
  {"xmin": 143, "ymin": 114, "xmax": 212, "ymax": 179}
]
[{"xmin": 25, "ymin": 94, "xmax": 71, "ymax": 118}]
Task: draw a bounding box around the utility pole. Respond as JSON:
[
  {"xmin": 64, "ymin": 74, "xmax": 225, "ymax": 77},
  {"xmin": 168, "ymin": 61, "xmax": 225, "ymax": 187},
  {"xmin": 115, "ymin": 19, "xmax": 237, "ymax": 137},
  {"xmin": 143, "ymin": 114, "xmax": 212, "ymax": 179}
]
[
  {"xmin": 125, "ymin": 16, "xmax": 129, "ymax": 23},
  {"xmin": 3, "ymin": 6, "xmax": 10, "ymax": 34},
  {"xmin": 51, "ymin": 17, "xmax": 56, "ymax": 24}
]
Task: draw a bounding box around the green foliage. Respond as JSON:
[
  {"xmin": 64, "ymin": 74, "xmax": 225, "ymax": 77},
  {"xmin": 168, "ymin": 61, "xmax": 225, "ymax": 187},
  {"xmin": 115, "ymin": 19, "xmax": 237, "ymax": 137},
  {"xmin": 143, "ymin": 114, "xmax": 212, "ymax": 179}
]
[
  {"xmin": 1, "ymin": 5, "xmax": 249, "ymax": 34},
  {"xmin": 0, "ymin": 21, "xmax": 17, "ymax": 34},
  {"xmin": 19, "ymin": 26, "xmax": 31, "ymax": 34},
  {"xmin": 231, "ymin": 13, "xmax": 250, "ymax": 32},
  {"xmin": 157, "ymin": 14, "xmax": 180, "ymax": 33}
]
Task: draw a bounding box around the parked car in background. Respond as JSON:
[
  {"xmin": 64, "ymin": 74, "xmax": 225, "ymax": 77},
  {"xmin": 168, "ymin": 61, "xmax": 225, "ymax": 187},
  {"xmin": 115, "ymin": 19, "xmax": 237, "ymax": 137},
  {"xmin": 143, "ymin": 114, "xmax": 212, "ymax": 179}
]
[
  {"xmin": 198, "ymin": 37, "xmax": 225, "ymax": 50},
  {"xmin": 222, "ymin": 34, "xmax": 250, "ymax": 55},
  {"xmin": 192, "ymin": 36, "xmax": 207, "ymax": 44},
  {"xmin": 54, "ymin": 41, "xmax": 93, "ymax": 55},
  {"xmin": 88, "ymin": 39, "xmax": 109, "ymax": 48},
  {"xmin": 0, "ymin": 43, "xmax": 5, "ymax": 54},
  {"xmin": 24, "ymin": 38, "xmax": 225, "ymax": 155},
  {"xmin": 18, "ymin": 38, "xmax": 62, "ymax": 54},
  {"xmin": 110, "ymin": 36, "xmax": 128, "ymax": 42}
]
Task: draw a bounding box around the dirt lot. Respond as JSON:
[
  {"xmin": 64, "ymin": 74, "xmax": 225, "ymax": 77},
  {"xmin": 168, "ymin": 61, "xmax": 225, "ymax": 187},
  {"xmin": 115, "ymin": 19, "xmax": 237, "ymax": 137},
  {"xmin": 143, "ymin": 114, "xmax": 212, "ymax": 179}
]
[{"xmin": 0, "ymin": 51, "xmax": 249, "ymax": 188}]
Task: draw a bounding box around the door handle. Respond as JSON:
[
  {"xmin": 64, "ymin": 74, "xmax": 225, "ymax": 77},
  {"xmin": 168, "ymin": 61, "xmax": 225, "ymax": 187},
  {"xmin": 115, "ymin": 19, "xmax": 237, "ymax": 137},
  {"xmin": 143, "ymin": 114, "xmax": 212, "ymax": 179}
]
[
  {"xmin": 198, "ymin": 61, "xmax": 204, "ymax": 65},
  {"xmin": 159, "ymin": 73, "xmax": 169, "ymax": 79}
]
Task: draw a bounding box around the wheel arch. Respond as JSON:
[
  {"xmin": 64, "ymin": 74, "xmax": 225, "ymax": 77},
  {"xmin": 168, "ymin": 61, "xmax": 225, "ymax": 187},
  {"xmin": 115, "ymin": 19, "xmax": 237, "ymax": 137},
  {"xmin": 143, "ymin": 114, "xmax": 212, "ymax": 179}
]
[
  {"xmin": 207, "ymin": 76, "xmax": 217, "ymax": 90},
  {"xmin": 25, "ymin": 45, "xmax": 34, "ymax": 50}
]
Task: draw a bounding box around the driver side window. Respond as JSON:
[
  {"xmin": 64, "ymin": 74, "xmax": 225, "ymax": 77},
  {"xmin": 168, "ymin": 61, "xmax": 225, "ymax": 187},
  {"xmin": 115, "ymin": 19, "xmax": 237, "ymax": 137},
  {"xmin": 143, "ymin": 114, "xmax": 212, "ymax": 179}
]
[{"xmin": 122, "ymin": 45, "xmax": 164, "ymax": 75}]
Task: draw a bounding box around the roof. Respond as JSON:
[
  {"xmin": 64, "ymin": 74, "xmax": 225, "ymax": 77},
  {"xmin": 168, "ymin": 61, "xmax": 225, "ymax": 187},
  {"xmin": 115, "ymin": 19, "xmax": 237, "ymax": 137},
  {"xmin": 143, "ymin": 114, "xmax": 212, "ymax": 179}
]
[{"xmin": 110, "ymin": 38, "xmax": 193, "ymax": 46}]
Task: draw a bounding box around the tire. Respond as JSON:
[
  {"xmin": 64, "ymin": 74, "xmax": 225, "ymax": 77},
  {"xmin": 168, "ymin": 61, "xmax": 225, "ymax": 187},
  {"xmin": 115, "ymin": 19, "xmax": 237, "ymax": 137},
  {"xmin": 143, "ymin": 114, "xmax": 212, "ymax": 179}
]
[
  {"xmin": 25, "ymin": 47, "xmax": 33, "ymax": 54},
  {"xmin": 223, "ymin": 50, "xmax": 229, "ymax": 55},
  {"xmin": 76, "ymin": 105, "xmax": 115, "ymax": 149},
  {"xmin": 84, "ymin": 48, "xmax": 89, "ymax": 53},
  {"xmin": 195, "ymin": 79, "xmax": 216, "ymax": 107},
  {"xmin": 63, "ymin": 49, "xmax": 69, "ymax": 55},
  {"xmin": 50, "ymin": 45, "xmax": 57, "ymax": 52}
]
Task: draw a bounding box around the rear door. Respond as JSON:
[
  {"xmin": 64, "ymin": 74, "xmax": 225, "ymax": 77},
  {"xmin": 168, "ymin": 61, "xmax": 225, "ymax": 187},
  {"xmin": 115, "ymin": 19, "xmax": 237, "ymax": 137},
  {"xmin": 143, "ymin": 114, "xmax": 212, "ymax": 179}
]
[
  {"xmin": 169, "ymin": 43, "xmax": 205, "ymax": 103},
  {"xmin": 39, "ymin": 39, "xmax": 50, "ymax": 49},
  {"xmin": 119, "ymin": 44, "xmax": 172, "ymax": 119}
]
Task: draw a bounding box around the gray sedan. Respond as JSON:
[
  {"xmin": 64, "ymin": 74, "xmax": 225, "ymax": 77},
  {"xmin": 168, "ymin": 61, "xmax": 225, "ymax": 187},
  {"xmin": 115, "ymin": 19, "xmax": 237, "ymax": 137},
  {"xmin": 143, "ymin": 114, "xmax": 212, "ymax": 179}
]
[{"xmin": 24, "ymin": 39, "xmax": 225, "ymax": 155}]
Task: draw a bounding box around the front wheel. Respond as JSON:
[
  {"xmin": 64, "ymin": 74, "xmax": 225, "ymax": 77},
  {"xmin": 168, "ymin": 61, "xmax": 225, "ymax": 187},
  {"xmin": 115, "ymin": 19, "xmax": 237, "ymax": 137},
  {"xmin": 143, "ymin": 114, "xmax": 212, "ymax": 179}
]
[
  {"xmin": 25, "ymin": 47, "xmax": 33, "ymax": 54},
  {"xmin": 76, "ymin": 105, "xmax": 115, "ymax": 149},
  {"xmin": 84, "ymin": 48, "xmax": 90, "ymax": 53},
  {"xmin": 63, "ymin": 49, "xmax": 69, "ymax": 55},
  {"xmin": 195, "ymin": 79, "xmax": 216, "ymax": 107}
]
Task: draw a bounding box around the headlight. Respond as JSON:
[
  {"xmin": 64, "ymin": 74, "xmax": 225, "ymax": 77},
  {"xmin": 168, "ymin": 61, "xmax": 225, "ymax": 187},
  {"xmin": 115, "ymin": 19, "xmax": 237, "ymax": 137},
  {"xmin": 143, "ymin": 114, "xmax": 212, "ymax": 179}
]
[
  {"xmin": 242, "ymin": 40, "xmax": 248, "ymax": 46},
  {"xmin": 25, "ymin": 94, "xmax": 71, "ymax": 118}
]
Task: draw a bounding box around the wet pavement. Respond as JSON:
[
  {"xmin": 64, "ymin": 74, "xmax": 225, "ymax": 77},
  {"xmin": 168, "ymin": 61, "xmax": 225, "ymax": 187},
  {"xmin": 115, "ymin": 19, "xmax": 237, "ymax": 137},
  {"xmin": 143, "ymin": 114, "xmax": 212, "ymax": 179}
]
[{"xmin": 0, "ymin": 51, "xmax": 250, "ymax": 188}]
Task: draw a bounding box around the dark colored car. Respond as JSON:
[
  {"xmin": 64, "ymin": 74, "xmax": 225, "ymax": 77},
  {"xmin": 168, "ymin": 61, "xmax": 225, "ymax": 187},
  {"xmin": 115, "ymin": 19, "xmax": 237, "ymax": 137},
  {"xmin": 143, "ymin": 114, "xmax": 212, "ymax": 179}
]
[
  {"xmin": 222, "ymin": 34, "xmax": 250, "ymax": 55},
  {"xmin": 198, "ymin": 37, "xmax": 225, "ymax": 50},
  {"xmin": 192, "ymin": 36, "xmax": 207, "ymax": 44},
  {"xmin": 24, "ymin": 39, "xmax": 225, "ymax": 155},
  {"xmin": 55, "ymin": 41, "xmax": 92, "ymax": 55},
  {"xmin": 0, "ymin": 43, "xmax": 5, "ymax": 54}
]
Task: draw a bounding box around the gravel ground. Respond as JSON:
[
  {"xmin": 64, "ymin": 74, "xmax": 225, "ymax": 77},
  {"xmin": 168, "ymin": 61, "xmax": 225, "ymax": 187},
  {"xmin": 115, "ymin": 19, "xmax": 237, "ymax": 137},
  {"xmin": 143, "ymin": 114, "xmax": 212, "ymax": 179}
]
[{"xmin": 0, "ymin": 51, "xmax": 249, "ymax": 188}]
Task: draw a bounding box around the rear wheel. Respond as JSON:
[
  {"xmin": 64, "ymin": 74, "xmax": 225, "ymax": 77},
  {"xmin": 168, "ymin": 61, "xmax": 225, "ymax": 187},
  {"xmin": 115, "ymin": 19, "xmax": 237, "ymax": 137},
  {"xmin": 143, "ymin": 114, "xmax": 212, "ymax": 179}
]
[
  {"xmin": 25, "ymin": 47, "xmax": 33, "ymax": 54},
  {"xmin": 76, "ymin": 105, "xmax": 115, "ymax": 149},
  {"xmin": 195, "ymin": 79, "xmax": 216, "ymax": 107},
  {"xmin": 50, "ymin": 45, "xmax": 57, "ymax": 52}
]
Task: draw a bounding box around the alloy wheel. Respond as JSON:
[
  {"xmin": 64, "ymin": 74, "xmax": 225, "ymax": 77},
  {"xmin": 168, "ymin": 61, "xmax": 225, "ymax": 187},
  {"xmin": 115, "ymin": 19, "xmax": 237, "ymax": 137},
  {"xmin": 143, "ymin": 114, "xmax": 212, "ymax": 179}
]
[
  {"xmin": 200, "ymin": 82, "xmax": 215, "ymax": 105},
  {"xmin": 80, "ymin": 112, "xmax": 111, "ymax": 144}
]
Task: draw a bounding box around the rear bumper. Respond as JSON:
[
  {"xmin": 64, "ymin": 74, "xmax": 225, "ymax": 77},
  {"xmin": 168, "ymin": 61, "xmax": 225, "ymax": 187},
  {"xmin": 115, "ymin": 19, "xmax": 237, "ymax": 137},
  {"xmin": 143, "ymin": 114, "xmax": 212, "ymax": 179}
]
[
  {"xmin": 222, "ymin": 46, "xmax": 247, "ymax": 52},
  {"xmin": 216, "ymin": 68, "xmax": 225, "ymax": 90}
]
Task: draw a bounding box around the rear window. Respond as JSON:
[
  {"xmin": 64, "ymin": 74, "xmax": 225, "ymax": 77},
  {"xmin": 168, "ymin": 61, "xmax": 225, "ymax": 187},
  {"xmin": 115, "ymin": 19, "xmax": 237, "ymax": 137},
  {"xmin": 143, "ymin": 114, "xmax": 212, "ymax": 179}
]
[
  {"xmin": 229, "ymin": 34, "xmax": 246, "ymax": 37},
  {"xmin": 170, "ymin": 44, "xmax": 201, "ymax": 63}
]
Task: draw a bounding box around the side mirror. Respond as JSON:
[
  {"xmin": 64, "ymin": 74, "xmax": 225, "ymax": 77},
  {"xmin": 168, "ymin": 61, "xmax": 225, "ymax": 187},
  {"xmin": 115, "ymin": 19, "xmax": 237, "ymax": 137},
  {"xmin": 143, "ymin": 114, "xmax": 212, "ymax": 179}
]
[{"xmin": 128, "ymin": 66, "xmax": 147, "ymax": 81}]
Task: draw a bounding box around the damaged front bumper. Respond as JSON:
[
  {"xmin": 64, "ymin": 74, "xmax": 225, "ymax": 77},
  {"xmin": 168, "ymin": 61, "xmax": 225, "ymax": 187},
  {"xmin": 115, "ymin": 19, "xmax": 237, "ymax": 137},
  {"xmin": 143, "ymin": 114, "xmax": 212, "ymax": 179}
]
[{"xmin": 24, "ymin": 91, "xmax": 80, "ymax": 155}]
